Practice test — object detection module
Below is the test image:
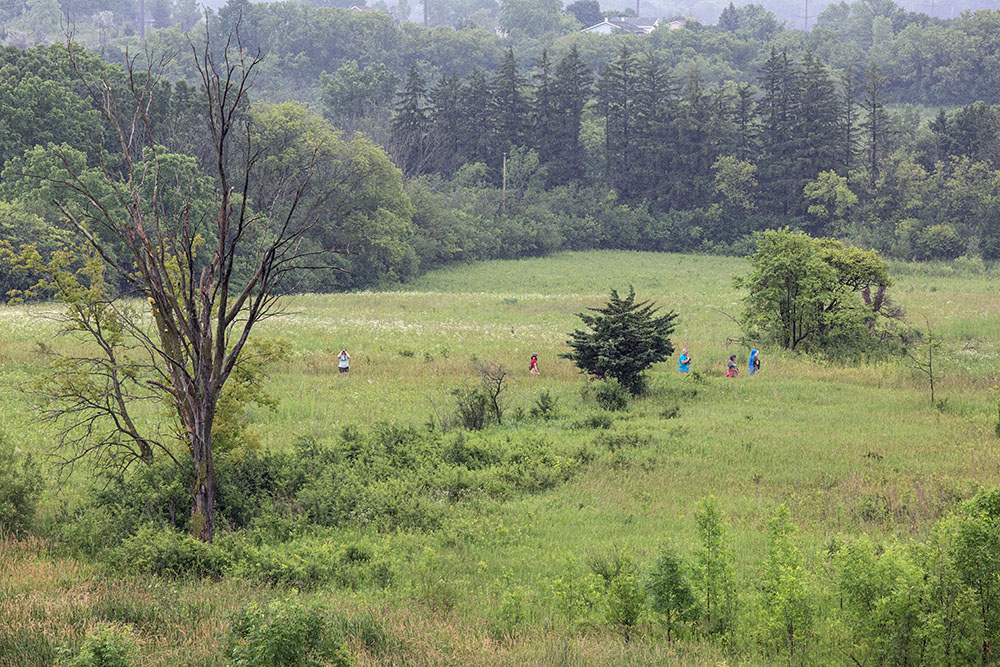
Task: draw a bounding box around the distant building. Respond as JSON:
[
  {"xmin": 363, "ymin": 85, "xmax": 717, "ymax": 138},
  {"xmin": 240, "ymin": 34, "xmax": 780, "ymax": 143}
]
[{"xmin": 580, "ymin": 16, "xmax": 686, "ymax": 34}]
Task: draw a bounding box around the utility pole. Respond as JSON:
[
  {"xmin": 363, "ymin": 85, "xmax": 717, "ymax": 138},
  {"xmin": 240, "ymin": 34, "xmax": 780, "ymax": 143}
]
[
  {"xmin": 636, "ymin": 0, "xmax": 640, "ymax": 15},
  {"xmin": 802, "ymin": 0, "xmax": 809, "ymax": 30},
  {"xmin": 423, "ymin": 0, "xmax": 428, "ymax": 25},
  {"xmin": 139, "ymin": 0, "xmax": 145, "ymax": 40}
]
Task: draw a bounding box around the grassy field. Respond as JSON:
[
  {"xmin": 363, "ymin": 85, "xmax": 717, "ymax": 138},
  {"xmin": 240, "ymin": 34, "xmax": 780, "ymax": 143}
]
[{"xmin": 1, "ymin": 250, "xmax": 999, "ymax": 665}]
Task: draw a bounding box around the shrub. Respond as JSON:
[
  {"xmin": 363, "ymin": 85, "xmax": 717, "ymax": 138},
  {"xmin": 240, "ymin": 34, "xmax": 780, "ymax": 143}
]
[
  {"xmin": 331, "ymin": 613, "xmax": 403, "ymax": 658},
  {"xmin": 56, "ymin": 625, "xmax": 136, "ymax": 667},
  {"xmin": 487, "ymin": 581, "xmax": 529, "ymax": 642},
  {"xmin": 529, "ymin": 390, "xmax": 559, "ymax": 420},
  {"xmin": 914, "ymin": 224, "xmax": 964, "ymax": 260},
  {"xmin": 229, "ymin": 537, "xmax": 394, "ymax": 590},
  {"xmin": 573, "ymin": 412, "xmax": 614, "ymax": 429},
  {"xmin": 758, "ymin": 505, "xmax": 813, "ymax": 658},
  {"xmin": 113, "ymin": 525, "xmax": 226, "ymax": 577},
  {"xmin": 693, "ymin": 496, "xmax": 736, "ymax": 637},
  {"xmin": 226, "ymin": 596, "xmax": 352, "ymax": 667},
  {"xmin": 592, "ymin": 379, "xmax": 628, "ymax": 411},
  {"xmin": 0, "ymin": 434, "xmax": 42, "ymax": 535},
  {"xmin": 452, "ymin": 386, "xmax": 490, "ymax": 430},
  {"xmin": 589, "ymin": 547, "xmax": 645, "ymax": 641}
]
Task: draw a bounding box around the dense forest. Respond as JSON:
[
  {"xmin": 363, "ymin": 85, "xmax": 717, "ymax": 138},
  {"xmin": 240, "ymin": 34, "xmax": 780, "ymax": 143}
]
[{"xmin": 3, "ymin": 0, "xmax": 1000, "ymax": 297}]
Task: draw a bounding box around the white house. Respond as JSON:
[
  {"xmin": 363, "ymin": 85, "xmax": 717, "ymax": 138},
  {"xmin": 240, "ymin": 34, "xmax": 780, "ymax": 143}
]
[{"xmin": 580, "ymin": 16, "xmax": 686, "ymax": 34}]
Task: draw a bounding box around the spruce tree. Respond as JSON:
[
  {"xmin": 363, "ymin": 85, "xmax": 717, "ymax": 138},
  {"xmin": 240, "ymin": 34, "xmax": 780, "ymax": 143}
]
[
  {"xmin": 632, "ymin": 53, "xmax": 675, "ymax": 204},
  {"xmin": 531, "ymin": 50, "xmax": 559, "ymax": 169},
  {"xmin": 756, "ymin": 48, "xmax": 801, "ymax": 215},
  {"xmin": 798, "ymin": 54, "xmax": 841, "ymax": 176},
  {"xmin": 392, "ymin": 63, "xmax": 431, "ymax": 175},
  {"xmin": 490, "ymin": 48, "xmax": 529, "ymax": 172},
  {"xmin": 861, "ymin": 66, "xmax": 891, "ymax": 194},
  {"xmin": 550, "ymin": 45, "xmax": 592, "ymax": 185},
  {"xmin": 598, "ymin": 46, "xmax": 639, "ymax": 199},
  {"xmin": 562, "ymin": 286, "xmax": 678, "ymax": 394},
  {"xmin": 458, "ymin": 68, "xmax": 493, "ymax": 166},
  {"xmin": 838, "ymin": 64, "xmax": 862, "ymax": 177},
  {"xmin": 428, "ymin": 70, "xmax": 465, "ymax": 175}
]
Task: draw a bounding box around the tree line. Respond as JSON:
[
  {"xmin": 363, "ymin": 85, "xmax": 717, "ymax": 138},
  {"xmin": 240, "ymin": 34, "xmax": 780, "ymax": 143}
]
[{"xmin": 391, "ymin": 44, "xmax": 1000, "ymax": 260}]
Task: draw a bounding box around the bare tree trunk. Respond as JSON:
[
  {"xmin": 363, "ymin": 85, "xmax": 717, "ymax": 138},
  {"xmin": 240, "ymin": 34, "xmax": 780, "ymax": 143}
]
[{"xmin": 190, "ymin": 404, "xmax": 217, "ymax": 541}]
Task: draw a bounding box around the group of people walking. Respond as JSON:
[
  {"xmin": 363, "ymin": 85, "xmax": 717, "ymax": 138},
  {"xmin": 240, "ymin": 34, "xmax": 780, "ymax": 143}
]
[
  {"xmin": 679, "ymin": 348, "xmax": 760, "ymax": 378},
  {"xmin": 335, "ymin": 347, "xmax": 759, "ymax": 379}
]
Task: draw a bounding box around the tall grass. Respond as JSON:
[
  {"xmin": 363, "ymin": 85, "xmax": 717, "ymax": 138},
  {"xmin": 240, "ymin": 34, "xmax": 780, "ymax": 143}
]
[{"xmin": 0, "ymin": 250, "xmax": 998, "ymax": 664}]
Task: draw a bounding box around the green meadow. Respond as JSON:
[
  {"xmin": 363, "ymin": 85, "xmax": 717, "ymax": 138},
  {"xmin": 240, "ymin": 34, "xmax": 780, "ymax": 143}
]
[{"xmin": 2, "ymin": 250, "xmax": 999, "ymax": 665}]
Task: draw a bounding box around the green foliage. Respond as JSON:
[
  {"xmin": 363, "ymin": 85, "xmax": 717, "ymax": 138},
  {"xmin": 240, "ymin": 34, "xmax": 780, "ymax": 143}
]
[
  {"xmin": 56, "ymin": 625, "xmax": 137, "ymax": 667},
  {"xmin": 757, "ymin": 505, "xmax": 812, "ymax": 658},
  {"xmin": 591, "ymin": 378, "xmax": 628, "ymax": 411},
  {"xmin": 113, "ymin": 525, "xmax": 227, "ymax": 578},
  {"xmin": 546, "ymin": 555, "xmax": 604, "ymax": 624},
  {"xmin": 913, "ymin": 224, "xmax": 965, "ymax": 261},
  {"xmin": 563, "ymin": 287, "xmax": 678, "ymax": 394},
  {"xmin": 0, "ymin": 433, "xmax": 42, "ymax": 535},
  {"xmin": 487, "ymin": 577, "xmax": 529, "ymax": 641},
  {"xmin": 646, "ymin": 544, "xmax": 697, "ymax": 642},
  {"xmin": 588, "ymin": 547, "xmax": 645, "ymax": 641},
  {"xmin": 736, "ymin": 229, "xmax": 893, "ymax": 351},
  {"xmin": 693, "ymin": 496, "xmax": 736, "ymax": 637},
  {"xmin": 529, "ymin": 390, "xmax": 559, "ymax": 420},
  {"xmin": 452, "ymin": 386, "xmax": 491, "ymax": 430},
  {"xmin": 226, "ymin": 596, "xmax": 353, "ymax": 667},
  {"xmin": 227, "ymin": 536, "xmax": 394, "ymax": 590},
  {"xmin": 836, "ymin": 537, "xmax": 925, "ymax": 665}
]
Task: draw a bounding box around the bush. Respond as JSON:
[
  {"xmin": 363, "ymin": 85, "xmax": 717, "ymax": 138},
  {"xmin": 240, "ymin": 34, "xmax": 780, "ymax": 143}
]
[
  {"xmin": 113, "ymin": 525, "xmax": 226, "ymax": 577},
  {"xmin": 529, "ymin": 390, "xmax": 559, "ymax": 420},
  {"xmin": 228, "ymin": 536, "xmax": 394, "ymax": 590},
  {"xmin": 573, "ymin": 412, "xmax": 614, "ymax": 429},
  {"xmin": 0, "ymin": 434, "xmax": 42, "ymax": 535},
  {"xmin": 592, "ymin": 379, "xmax": 628, "ymax": 411},
  {"xmin": 226, "ymin": 596, "xmax": 352, "ymax": 667},
  {"xmin": 588, "ymin": 547, "xmax": 645, "ymax": 641},
  {"xmin": 914, "ymin": 224, "xmax": 965, "ymax": 260},
  {"xmin": 452, "ymin": 386, "xmax": 490, "ymax": 430},
  {"xmin": 56, "ymin": 625, "xmax": 136, "ymax": 667}
]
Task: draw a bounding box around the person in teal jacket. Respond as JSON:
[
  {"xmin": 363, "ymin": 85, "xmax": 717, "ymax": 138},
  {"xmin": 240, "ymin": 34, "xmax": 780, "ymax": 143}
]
[
  {"xmin": 749, "ymin": 349, "xmax": 760, "ymax": 376},
  {"xmin": 678, "ymin": 348, "xmax": 691, "ymax": 374}
]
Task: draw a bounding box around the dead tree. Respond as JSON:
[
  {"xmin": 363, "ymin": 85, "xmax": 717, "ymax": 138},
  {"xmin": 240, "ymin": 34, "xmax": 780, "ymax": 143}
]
[{"xmin": 21, "ymin": 29, "xmax": 338, "ymax": 542}]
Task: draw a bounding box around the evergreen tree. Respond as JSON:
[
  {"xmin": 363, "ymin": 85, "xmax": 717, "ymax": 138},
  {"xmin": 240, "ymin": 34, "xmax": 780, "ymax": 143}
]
[
  {"xmin": 392, "ymin": 63, "xmax": 431, "ymax": 175},
  {"xmin": 550, "ymin": 45, "xmax": 592, "ymax": 185},
  {"xmin": 598, "ymin": 46, "xmax": 639, "ymax": 199},
  {"xmin": 756, "ymin": 48, "xmax": 801, "ymax": 215},
  {"xmin": 733, "ymin": 82, "xmax": 759, "ymax": 162},
  {"xmin": 718, "ymin": 1, "xmax": 739, "ymax": 31},
  {"xmin": 632, "ymin": 53, "xmax": 675, "ymax": 204},
  {"xmin": 794, "ymin": 53, "xmax": 841, "ymax": 210},
  {"xmin": 531, "ymin": 50, "xmax": 558, "ymax": 168},
  {"xmin": 490, "ymin": 48, "xmax": 529, "ymax": 175},
  {"xmin": 672, "ymin": 72, "xmax": 722, "ymax": 209},
  {"xmin": 457, "ymin": 68, "xmax": 493, "ymax": 166},
  {"xmin": 861, "ymin": 66, "xmax": 891, "ymax": 193},
  {"xmin": 428, "ymin": 70, "xmax": 465, "ymax": 175},
  {"xmin": 562, "ymin": 286, "xmax": 678, "ymax": 394},
  {"xmin": 838, "ymin": 65, "xmax": 862, "ymax": 177}
]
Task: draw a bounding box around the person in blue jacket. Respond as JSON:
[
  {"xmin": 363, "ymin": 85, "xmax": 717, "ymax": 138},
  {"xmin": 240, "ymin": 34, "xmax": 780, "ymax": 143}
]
[
  {"xmin": 678, "ymin": 348, "xmax": 691, "ymax": 374},
  {"xmin": 749, "ymin": 349, "xmax": 760, "ymax": 376}
]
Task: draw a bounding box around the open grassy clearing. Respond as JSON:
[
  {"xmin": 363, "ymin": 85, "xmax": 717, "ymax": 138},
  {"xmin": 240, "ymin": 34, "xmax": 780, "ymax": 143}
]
[{"xmin": 1, "ymin": 250, "xmax": 999, "ymax": 664}]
